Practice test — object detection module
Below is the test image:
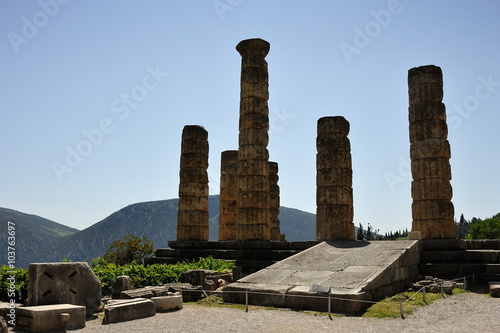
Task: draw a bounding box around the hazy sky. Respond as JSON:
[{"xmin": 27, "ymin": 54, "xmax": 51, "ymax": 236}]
[{"xmin": 1, "ymin": 0, "xmax": 499, "ymax": 234}]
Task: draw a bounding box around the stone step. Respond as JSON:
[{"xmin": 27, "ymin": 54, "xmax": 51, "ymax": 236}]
[
  {"xmin": 154, "ymin": 248, "xmax": 303, "ymax": 262},
  {"xmin": 419, "ymin": 263, "xmax": 500, "ymax": 278},
  {"xmin": 421, "ymin": 250, "xmax": 500, "ymax": 264},
  {"xmin": 422, "ymin": 239, "xmax": 500, "ymax": 251},
  {"xmin": 167, "ymin": 240, "xmax": 320, "ymax": 251}
]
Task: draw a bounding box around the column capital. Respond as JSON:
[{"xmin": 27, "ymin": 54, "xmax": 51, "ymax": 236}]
[{"xmin": 236, "ymin": 38, "xmax": 270, "ymax": 57}]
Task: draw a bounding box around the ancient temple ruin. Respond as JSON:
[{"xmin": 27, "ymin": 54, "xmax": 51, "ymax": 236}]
[
  {"xmin": 176, "ymin": 125, "xmax": 209, "ymax": 241},
  {"xmin": 218, "ymin": 150, "xmax": 238, "ymax": 241},
  {"xmin": 408, "ymin": 65, "xmax": 455, "ymax": 239},
  {"xmin": 166, "ymin": 39, "xmax": 459, "ymax": 264},
  {"xmin": 236, "ymin": 38, "xmax": 272, "ymax": 241},
  {"xmin": 316, "ymin": 116, "xmax": 355, "ymax": 241}
]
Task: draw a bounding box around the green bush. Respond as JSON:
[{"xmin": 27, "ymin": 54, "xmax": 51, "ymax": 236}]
[
  {"xmin": 0, "ymin": 266, "xmax": 28, "ymax": 302},
  {"xmin": 91, "ymin": 256, "xmax": 235, "ymax": 290},
  {"xmin": 0, "ymin": 256, "xmax": 235, "ymax": 302},
  {"xmin": 469, "ymin": 215, "xmax": 500, "ymax": 239}
]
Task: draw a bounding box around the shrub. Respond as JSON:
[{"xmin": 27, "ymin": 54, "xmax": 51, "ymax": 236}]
[
  {"xmin": 469, "ymin": 216, "xmax": 500, "ymax": 239},
  {"xmin": 91, "ymin": 256, "xmax": 235, "ymax": 290},
  {"xmin": 102, "ymin": 233, "xmax": 154, "ymax": 265},
  {"xmin": 0, "ymin": 266, "xmax": 28, "ymax": 302}
]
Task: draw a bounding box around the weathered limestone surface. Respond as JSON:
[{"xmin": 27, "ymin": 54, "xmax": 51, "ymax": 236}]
[
  {"xmin": 316, "ymin": 116, "xmax": 354, "ymax": 241},
  {"xmin": 27, "ymin": 262, "xmax": 101, "ymax": 317},
  {"xmin": 112, "ymin": 275, "xmax": 131, "ymax": 299},
  {"xmin": 223, "ymin": 240, "xmax": 420, "ymax": 313},
  {"xmin": 0, "ymin": 317, "xmax": 7, "ymax": 333},
  {"xmin": 16, "ymin": 304, "xmax": 86, "ymax": 332},
  {"xmin": 268, "ymin": 161, "xmax": 281, "ymax": 240},
  {"xmin": 177, "ymin": 125, "xmax": 209, "ymax": 241},
  {"xmin": 151, "ymin": 295, "xmax": 183, "ymax": 311},
  {"xmin": 236, "ymin": 38, "xmax": 271, "ymax": 240},
  {"xmin": 103, "ymin": 298, "xmax": 155, "ymax": 323},
  {"xmin": 408, "ymin": 65, "xmax": 455, "ymax": 239},
  {"xmin": 219, "ymin": 150, "xmax": 238, "ymax": 240},
  {"xmin": 489, "ymin": 282, "xmax": 500, "ymax": 298}
]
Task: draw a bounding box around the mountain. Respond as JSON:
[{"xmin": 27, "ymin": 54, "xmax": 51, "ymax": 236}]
[
  {"xmin": 0, "ymin": 208, "xmax": 79, "ymax": 269},
  {"xmin": 1, "ymin": 195, "xmax": 318, "ymax": 268}
]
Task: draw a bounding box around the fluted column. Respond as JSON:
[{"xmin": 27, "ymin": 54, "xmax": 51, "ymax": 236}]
[
  {"xmin": 316, "ymin": 116, "xmax": 354, "ymax": 241},
  {"xmin": 177, "ymin": 125, "xmax": 209, "ymax": 241},
  {"xmin": 236, "ymin": 38, "xmax": 271, "ymax": 240},
  {"xmin": 408, "ymin": 65, "xmax": 455, "ymax": 239}
]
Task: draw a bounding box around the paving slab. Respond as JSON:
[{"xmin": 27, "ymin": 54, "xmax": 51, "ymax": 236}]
[{"xmin": 224, "ymin": 240, "xmax": 420, "ymax": 313}]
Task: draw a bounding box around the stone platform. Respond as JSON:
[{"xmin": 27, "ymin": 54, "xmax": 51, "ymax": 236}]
[
  {"xmin": 223, "ymin": 240, "xmax": 421, "ymax": 313},
  {"xmin": 420, "ymin": 239, "xmax": 500, "ymax": 283},
  {"xmin": 148, "ymin": 240, "xmax": 320, "ymax": 272}
]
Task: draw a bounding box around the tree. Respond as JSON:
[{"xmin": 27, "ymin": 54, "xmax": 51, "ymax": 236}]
[
  {"xmin": 469, "ymin": 215, "xmax": 500, "ymax": 239},
  {"xmin": 366, "ymin": 224, "xmax": 373, "ymax": 241},
  {"xmin": 357, "ymin": 223, "xmax": 365, "ymax": 240},
  {"xmin": 103, "ymin": 233, "xmax": 154, "ymax": 265},
  {"xmin": 455, "ymin": 213, "xmax": 471, "ymax": 239}
]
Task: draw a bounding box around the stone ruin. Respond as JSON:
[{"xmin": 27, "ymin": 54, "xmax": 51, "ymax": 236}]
[
  {"xmin": 169, "ymin": 41, "xmax": 458, "ymax": 257},
  {"xmin": 218, "ymin": 150, "xmax": 238, "ymax": 240},
  {"xmin": 408, "ymin": 65, "xmax": 455, "ymax": 239},
  {"xmin": 174, "ymin": 38, "xmax": 370, "ymax": 244},
  {"xmin": 177, "ymin": 125, "xmax": 210, "ymax": 241},
  {"xmin": 316, "ymin": 116, "xmax": 354, "ymax": 241}
]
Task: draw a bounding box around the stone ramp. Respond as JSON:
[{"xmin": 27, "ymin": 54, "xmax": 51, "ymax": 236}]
[{"xmin": 223, "ymin": 240, "xmax": 420, "ymax": 313}]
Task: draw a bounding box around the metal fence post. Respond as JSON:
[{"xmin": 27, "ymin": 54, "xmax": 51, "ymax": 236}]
[
  {"xmin": 328, "ymin": 294, "xmax": 332, "ymax": 320},
  {"xmin": 400, "ymin": 302, "xmax": 405, "ymax": 319},
  {"xmin": 245, "ymin": 290, "xmax": 249, "ymax": 312},
  {"xmin": 422, "ymin": 286, "xmax": 426, "ymax": 304}
]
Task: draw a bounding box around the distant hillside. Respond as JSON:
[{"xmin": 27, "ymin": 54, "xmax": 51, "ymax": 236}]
[
  {"xmin": 0, "ymin": 208, "xmax": 79, "ymax": 268},
  {"xmin": 1, "ymin": 196, "xmax": 319, "ymax": 268}
]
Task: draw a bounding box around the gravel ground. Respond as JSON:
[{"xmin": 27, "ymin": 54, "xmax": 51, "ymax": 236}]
[{"xmin": 79, "ymin": 292, "xmax": 499, "ymax": 333}]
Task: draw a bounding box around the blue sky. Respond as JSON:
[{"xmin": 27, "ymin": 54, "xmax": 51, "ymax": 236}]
[{"xmin": 1, "ymin": 0, "xmax": 499, "ymax": 234}]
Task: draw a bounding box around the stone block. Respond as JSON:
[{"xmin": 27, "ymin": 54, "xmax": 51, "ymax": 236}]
[
  {"xmin": 151, "ymin": 295, "xmax": 183, "ymax": 311},
  {"xmin": 0, "ymin": 317, "xmax": 6, "ymax": 333},
  {"xmin": 27, "ymin": 262, "xmax": 101, "ymax": 317},
  {"xmin": 0, "ymin": 302, "xmax": 22, "ymax": 323},
  {"xmin": 112, "ymin": 275, "xmax": 131, "ymax": 299},
  {"xmin": 489, "ymin": 282, "xmax": 500, "ymax": 298},
  {"xmin": 410, "ymin": 139, "xmax": 451, "ymax": 159},
  {"xmin": 408, "ymin": 231, "xmax": 421, "ymax": 240},
  {"xmin": 16, "ymin": 304, "xmax": 85, "ymax": 332},
  {"xmin": 103, "ymin": 298, "xmax": 155, "ymax": 323}
]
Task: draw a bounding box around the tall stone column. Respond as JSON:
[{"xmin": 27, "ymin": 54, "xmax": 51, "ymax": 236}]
[
  {"xmin": 316, "ymin": 116, "xmax": 354, "ymax": 241},
  {"xmin": 236, "ymin": 38, "xmax": 271, "ymax": 240},
  {"xmin": 408, "ymin": 65, "xmax": 455, "ymax": 239},
  {"xmin": 218, "ymin": 150, "xmax": 238, "ymax": 241},
  {"xmin": 177, "ymin": 125, "xmax": 209, "ymax": 241},
  {"xmin": 268, "ymin": 161, "xmax": 281, "ymax": 241}
]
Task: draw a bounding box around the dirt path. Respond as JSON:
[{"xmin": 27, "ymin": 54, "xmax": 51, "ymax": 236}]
[{"xmin": 80, "ymin": 292, "xmax": 499, "ymax": 333}]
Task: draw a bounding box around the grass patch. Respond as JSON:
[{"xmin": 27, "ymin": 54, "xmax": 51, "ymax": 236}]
[
  {"xmin": 187, "ymin": 288, "xmax": 470, "ymax": 319},
  {"xmin": 362, "ymin": 288, "xmax": 467, "ymax": 318}
]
